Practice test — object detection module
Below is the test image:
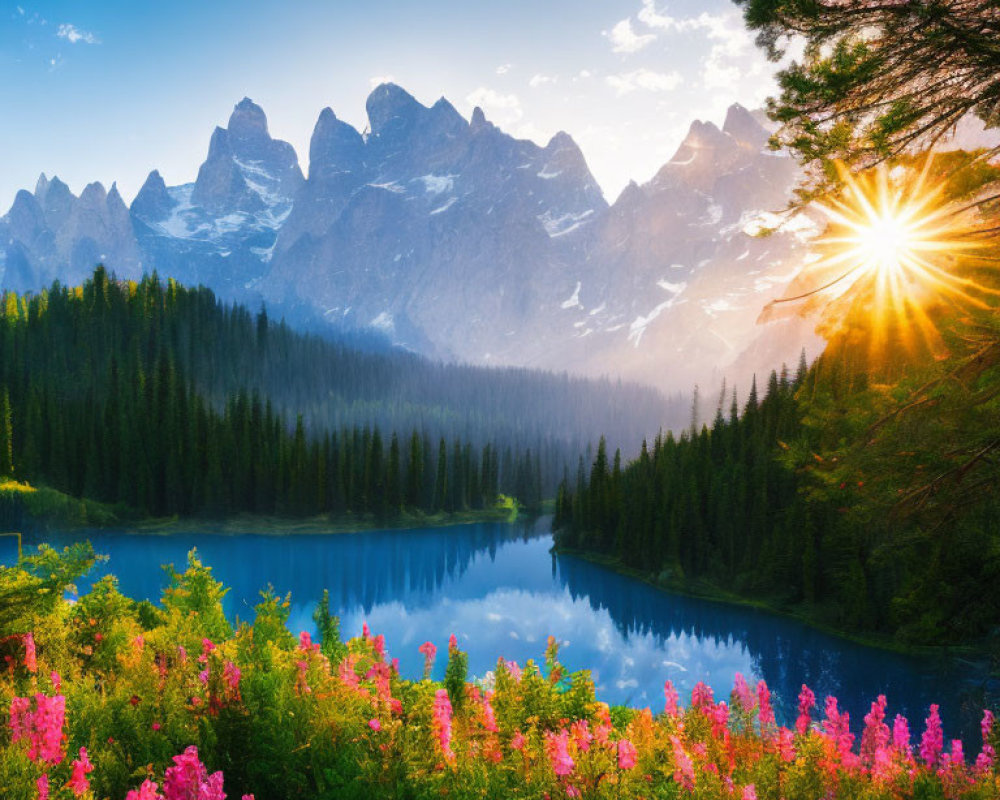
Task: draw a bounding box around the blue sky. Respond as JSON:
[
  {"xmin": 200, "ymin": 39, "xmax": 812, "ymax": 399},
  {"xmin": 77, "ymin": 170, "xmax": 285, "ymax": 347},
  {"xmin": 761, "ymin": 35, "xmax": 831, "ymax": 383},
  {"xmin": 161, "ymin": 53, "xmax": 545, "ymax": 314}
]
[{"xmin": 0, "ymin": 0, "xmax": 786, "ymax": 208}]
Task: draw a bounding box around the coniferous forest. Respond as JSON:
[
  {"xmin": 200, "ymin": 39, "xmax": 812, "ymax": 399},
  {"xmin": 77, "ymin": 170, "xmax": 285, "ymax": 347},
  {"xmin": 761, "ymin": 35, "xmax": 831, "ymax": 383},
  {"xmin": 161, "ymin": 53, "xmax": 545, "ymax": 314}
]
[
  {"xmin": 0, "ymin": 267, "xmax": 669, "ymax": 522},
  {"xmin": 556, "ymin": 154, "xmax": 1000, "ymax": 648}
]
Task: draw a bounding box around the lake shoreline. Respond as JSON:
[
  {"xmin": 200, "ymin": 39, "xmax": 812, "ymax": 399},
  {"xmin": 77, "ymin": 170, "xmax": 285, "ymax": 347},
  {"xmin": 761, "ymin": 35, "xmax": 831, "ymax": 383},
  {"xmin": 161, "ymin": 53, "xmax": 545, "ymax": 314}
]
[
  {"xmin": 3, "ymin": 479, "xmax": 523, "ymax": 539},
  {"xmin": 552, "ymin": 542, "xmax": 991, "ymax": 665}
]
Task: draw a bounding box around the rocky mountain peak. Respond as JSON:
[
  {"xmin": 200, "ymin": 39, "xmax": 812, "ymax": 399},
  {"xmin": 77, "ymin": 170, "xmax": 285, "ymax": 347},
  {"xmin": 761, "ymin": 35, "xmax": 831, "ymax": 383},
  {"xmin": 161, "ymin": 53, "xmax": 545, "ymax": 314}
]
[
  {"xmin": 723, "ymin": 103, "xmax": 769, "ymax": 149},
  {"xmin": 41, "ymin": 177, "xmax": 75, "ymax": 230},
  {"xmin": 228, "ymin": 97, "xmax": 270, "ymax": 143},
  {"xmin": 366, "ymin": 83, "xmax": 424, "ymax": 137},
  {"xmin": 34, "ymin": 173, "xmax": 50, "ymax": 201},
  {"xmin": 79, "ymin": 181, "xmax": 108, "ymax": 208},
  {"xmin": 309, "ymin": 107, "xmax": 365, "ymax": 180},
  {"xmin": 131, "ymin": 170, "xmax": 175, "ymax": 222},
  {"xmin": 470, "ymin": 106, "xmax": 488, "ymax": 132},
  {"xmin": 193, "ymin": 98, "xmax": 303, "ymax": 214}
]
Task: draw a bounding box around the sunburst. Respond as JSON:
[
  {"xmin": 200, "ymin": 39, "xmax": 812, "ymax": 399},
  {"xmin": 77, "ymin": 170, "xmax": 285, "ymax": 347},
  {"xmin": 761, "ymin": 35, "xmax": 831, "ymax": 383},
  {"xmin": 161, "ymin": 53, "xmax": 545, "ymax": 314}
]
[{"xmin": 764, "ymin": 158, "xmax": 998, "ymax": 362}]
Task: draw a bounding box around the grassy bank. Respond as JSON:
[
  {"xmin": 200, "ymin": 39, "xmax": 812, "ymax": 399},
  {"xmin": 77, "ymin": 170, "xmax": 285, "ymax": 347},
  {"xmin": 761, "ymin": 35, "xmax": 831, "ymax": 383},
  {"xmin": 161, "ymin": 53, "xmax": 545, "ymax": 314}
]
[{"xmin": 1, "ymin": 478, "xmax": 523, "ymax": 538}]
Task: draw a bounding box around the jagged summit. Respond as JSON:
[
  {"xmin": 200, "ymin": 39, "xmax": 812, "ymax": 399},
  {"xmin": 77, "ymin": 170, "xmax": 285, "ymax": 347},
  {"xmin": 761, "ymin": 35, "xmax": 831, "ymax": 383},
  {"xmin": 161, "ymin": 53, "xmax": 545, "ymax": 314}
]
[
  {"xmin": 723, "ymin": 103, "xmax": 769, "ymax": 149},
  {"xmin": 191, "ymin": 97, "xmax": 303, "ymax": 214},
  {"xmin": 366, "ymin": 83, "xmax": 424, "ymax": 136},
  {"xmin": 308, "ymin": 107, "xmax": 365, "ymax": 180},
  {"xmin": 227, "ymin": 97, "xmax": 270, "ymax": 142},
  {"xmin": 131, "ymin": 170, "xmax": 174, "ymax": 222}
]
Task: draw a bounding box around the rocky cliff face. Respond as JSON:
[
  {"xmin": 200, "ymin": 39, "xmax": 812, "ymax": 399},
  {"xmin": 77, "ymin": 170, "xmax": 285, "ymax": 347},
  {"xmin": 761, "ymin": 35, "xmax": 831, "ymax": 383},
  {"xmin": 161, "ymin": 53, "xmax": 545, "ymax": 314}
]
[{"xmin": 0, "ymin": 87, "xmax": 824, "ymax": 393}]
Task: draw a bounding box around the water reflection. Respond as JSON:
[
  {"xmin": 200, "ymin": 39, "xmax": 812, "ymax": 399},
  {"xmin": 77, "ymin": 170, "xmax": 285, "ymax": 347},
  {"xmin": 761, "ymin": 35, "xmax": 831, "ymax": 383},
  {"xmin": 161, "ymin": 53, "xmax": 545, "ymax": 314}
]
[{"xmin": 30, "ymin": 521, "xmax": 987, "ymax": 746}]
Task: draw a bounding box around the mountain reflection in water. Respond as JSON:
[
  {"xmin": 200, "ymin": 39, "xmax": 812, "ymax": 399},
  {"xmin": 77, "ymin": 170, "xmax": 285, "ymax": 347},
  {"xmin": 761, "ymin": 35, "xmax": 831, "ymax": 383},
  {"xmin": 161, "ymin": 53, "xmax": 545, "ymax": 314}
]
[{"xmin": 32, "ymin": 519, "xmax": 987, "ymax": 746}]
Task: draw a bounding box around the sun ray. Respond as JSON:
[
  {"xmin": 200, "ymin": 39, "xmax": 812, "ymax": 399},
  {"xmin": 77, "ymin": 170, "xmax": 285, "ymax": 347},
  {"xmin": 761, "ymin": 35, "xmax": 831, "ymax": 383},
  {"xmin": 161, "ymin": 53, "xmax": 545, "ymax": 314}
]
[{"xmin": 762, "ymin": 156, "xmax": 998, "ymax": 368}]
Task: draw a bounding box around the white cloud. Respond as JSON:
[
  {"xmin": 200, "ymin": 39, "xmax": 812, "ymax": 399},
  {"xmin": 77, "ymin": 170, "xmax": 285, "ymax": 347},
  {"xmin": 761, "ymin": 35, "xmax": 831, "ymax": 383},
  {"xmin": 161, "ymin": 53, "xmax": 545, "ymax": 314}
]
[
  {"xmin": 577, "ymin": 69, "xmax": 593, "ymax": 80},
  {"xmin": 605, "ymin": 68, "xmax": 682, "ymax": 95},
  {"xmin": 496, "ymin": 63, "xmax": 511, "ymax": 75},
  {"xmin": 529, "ymin": 73, "xmax": 557, "ymax": 89},
  {"xmin": 465, "ymin": 87, "xmax": 524, "ymax": 126},
  {"xmin": 604, "ymin": 18, "xmax": 656, "ymax": 54},
  {"xmin": 56, "ymin": 23, "xmax": 99, "ymax": 44},
  {"xmin": 368, "ymin": 74, "xmax": 396, "ymax": 89}
]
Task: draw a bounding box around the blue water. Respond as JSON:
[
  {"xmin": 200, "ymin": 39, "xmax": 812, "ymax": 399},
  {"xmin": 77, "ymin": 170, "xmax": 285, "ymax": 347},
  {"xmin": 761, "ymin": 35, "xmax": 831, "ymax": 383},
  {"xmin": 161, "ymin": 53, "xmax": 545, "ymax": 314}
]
[{"xmin": 20, "ymin": 521, "xmax": 991, "ymax": 746}]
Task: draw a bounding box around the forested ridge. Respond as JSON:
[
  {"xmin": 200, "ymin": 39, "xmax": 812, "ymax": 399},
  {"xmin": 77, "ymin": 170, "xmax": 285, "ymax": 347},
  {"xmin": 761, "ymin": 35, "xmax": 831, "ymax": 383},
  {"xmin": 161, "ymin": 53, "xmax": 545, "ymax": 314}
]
[{"xmin": 0, "ymin": 267, "xmax": 668, "ymax": 521}]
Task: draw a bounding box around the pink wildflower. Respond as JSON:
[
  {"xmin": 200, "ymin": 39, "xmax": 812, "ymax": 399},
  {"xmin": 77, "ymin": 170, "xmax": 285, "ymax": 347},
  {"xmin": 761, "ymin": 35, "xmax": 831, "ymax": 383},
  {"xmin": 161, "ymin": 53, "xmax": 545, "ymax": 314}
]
[
  {"xmin": 482, "ymin": 691, "xmax": 498, "ymax": 733},
  {"xmin": 298, "ymin": 631, "xmax": 317, "ymax": 653},
  {"xmin": 618, "ymin": 738, "xmax": 638, "ymax": 770},
  {"xmin": 594, "ymin": 704, "xmax": 613, "ymax": 746},
  {"xmin": 823, "ymin": 696, "xmax": 856, "ymax": 768},
  {"xmin": 339, "ymin": 654, "xmax": 360, "ymax": 689},
  {"xmin": 545, "ymin": 729, "xmax": 574, "ymax": 776},
  {"xmin": 742, "ymin": 785, "xmax": 757, "ymax": 800},
  {"xmin": 67, "ymin": 747, "xmax": 94, "ymax": 797},
  {"xmin": 565, "ymin": 785, "xmax": 581, "ymax": 798},
  {"xmin": 861, "ymin": 695, "xmax": 890, "ymax": 766},
  {"xmin": 366, "ymin": 660, "xmax": 392, "ymax": 703},
  {"xmin": 571, "ymin": 719, "xmax": 591, "ymax": 752},
  {"xmin": 152, "ymin": 722, "xmax": 161, "ymax": 731},
  {"xmin": 369, "ymin": 718, "xmax": 381, "ymax": 732},
  {"xmin": 733, "ymin": 673, "xmax": 754, "ymax": 713},
  {"xmin": 505, "ymin": 659, "xmax": 522, "ymax": 683},
  {"xmin": 432, "ymin": 689, "xmax": 455, "ymax": 762},
  {"xmin": 511, "ymin": 731, "xmax": 526, "ymax": 750},
  {"xmin": 373, "ymin": 634, "xmax": 386, "ymax": 658},
  {"xmin": 664, "ymin": 680, "xmax": 680, "ymax": 717},
  {"xmin": 670, "ymin": 735, "xmax": 696, "ymax": 792},
  {"xmin": 691, "ymin": 681, "xmax": 714, "ymax": 712},
  {"xmin": 36, "ymin": 774, "xmax": 48, "ymax": 800},
  {"xmin": 125, "ymin": 780, "xmax": 164, "ymax": 800},
  {"xmin": 418, "ymin": 641, "xmax": 437, "ymax": 678},
  {"xmin": 362, "ymin": 621, "xmax": 371, "ymax": 640},
  {"xmin": 892, "ymin": 714, "xmax": 912, "ymax": 757},
  {"xmin": 28, "ymin": 694, "xmax": 67, "ymax": 765},
  {"xmin": 796, "ymin": 684, "xmax": 815, "ymax": 735},
  {"xmin": 50, "ymin": 672, "xmax": 60, "ymax": 692},
  {"xmin": 198, "ymin": 638, "xmax": 215, "ymax": 664},
  {"xmin": 24, "ymin": 632, "xmax": 37, "ymax": 673},
  {"xmin": 711, "ymin": 702, "xmax": 729, "ymax": 739},
  {"xmin": 162, "ymin": 745, "xmax": 224, "ymax": 800},
  {"xmin": 949, "ymin": 739, "xmax": 965, "ymax": 766},
  {"xmin": 756, "ymin": 680, "xmax": 774, "ymax": 728},
  {"xmin": 223, "ymin": 661, "xmax": 241, "ymax": 695},
  {"xmin": 777, "ymin": 726, "xmax": 796, "ymax": 762},
  {"xmin": 977, "ymin": 709, "xmax": 995, "ymax": 773},
  {"xmin": 448, "ymin": 633, "xmax": 458, "ymax": 651},
  {"xmin": 198, "ymin": 669, "xmax": 209, "ymax": 685},
  {"xmin": 920, "ymin": 704, "xmax": 944, "ymax": 769}
]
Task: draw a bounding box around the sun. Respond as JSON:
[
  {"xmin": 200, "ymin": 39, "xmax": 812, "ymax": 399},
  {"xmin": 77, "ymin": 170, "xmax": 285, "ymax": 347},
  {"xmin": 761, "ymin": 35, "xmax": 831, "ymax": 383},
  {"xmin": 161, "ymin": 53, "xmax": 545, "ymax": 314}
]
[{"xmin": 763, "ymin": 157, "xmax": 998, "ymax": 364}]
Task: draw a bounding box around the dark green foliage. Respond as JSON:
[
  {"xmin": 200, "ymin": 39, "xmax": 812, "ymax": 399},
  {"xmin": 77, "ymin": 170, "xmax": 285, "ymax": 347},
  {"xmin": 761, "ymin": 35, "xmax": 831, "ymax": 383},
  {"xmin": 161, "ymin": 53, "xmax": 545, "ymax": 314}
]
[
  {"xmin": 556, "ymin": 370, "xmax": 806, "ymax": 598},
  {"xmin": 733, "ymin": 0, "xmax": 1000, "ymax": 197},
  {"xmin": 444, "ymin": 642, "xmax": 468, "ymax": 710},
  {"xmin": 0, "ymin": 269, "xmax": 566, "ymax": 520},
  {"xmin": 312, "ymin": 589, "xmax": 345, "ymax": 662}
]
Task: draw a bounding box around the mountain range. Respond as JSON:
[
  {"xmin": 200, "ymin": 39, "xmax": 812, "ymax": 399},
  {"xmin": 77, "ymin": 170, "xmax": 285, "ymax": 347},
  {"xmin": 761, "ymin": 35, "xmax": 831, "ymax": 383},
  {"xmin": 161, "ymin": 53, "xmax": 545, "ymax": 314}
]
[{"xmin": 0, "ymin": 84, "xmax": 827, "ymax": 394}]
